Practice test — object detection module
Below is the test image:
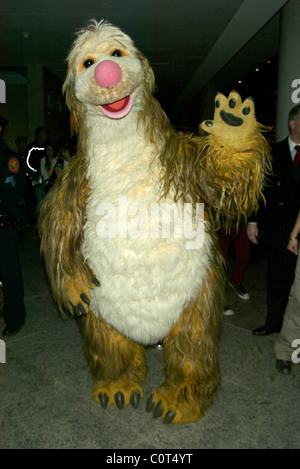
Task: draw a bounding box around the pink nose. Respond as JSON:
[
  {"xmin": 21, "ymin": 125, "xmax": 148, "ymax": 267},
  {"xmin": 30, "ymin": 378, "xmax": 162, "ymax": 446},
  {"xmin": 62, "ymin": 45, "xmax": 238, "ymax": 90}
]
[{"xmin": 94, "ymin": 60, "xmax": 122, "ymax": 87}]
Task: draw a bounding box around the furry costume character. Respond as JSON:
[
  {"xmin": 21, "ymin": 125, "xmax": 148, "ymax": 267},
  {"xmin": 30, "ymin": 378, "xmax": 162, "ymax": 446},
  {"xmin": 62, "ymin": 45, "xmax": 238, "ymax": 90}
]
[{"xmin": 39, "ymin": 20, "xmax": 271, "ymax": 423}]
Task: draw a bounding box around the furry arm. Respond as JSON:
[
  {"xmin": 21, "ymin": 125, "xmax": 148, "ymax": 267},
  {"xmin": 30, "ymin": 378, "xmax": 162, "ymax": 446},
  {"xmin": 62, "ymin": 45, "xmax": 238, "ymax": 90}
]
[
  {"xmin": 160, "ymin": 91, "xmax": 272, "ymax": 232},
  {"xmin": 198, "ymin": 91, "xmax": 272, "ymax": 230},
  {"xmin": 39, "ymin": 151, "xmax": 98, "ymax": 316}
]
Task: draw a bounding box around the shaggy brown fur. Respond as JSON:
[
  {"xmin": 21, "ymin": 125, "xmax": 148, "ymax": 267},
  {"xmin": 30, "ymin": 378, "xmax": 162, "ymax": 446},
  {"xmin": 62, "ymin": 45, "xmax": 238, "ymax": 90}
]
[
  {"xmin": 147, "ymin": 241, "xmax": 224, "ymax": 423},
  {"xmin": 158, "ymin": 124, "xmax": 271, "ymax": 232},
  {"xmin": 39, "ymin": 21, "xmax": 271, "ymax": 424},
  {"xmin": 39, "ymin": 137, "xmax": 93, "ymax": 315},
  {"xmin": 77, "ymin": 234, "xmax": 224, "ymax": 423},
  {"xmin": 80, "ymin": 313, "xmax": 147, "ymax": 408}
]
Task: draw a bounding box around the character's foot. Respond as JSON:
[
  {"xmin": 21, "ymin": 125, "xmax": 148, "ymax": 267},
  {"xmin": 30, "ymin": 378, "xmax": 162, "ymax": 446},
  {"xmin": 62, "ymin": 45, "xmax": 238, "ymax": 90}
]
[
  {"xmin": 200, "ymin": 91, "xmax": 257, "ymax": 147},
  {"xmin": 93, "ymin": 378, "xmax": 144, "ymax": 409},
  {"xmin": 65, "ymin": 275, "xmax": 100, "ymax": 317},
  {"xmin": 146, "ymin": 382, "xmax": 209, "ymax": 424}
]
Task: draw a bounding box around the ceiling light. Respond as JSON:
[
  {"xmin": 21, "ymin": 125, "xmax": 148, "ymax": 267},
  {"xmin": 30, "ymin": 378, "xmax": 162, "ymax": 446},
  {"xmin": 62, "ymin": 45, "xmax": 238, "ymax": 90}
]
[{"xmin": 22, "ymin": 31, "xmax": 31, "ymax": 39}]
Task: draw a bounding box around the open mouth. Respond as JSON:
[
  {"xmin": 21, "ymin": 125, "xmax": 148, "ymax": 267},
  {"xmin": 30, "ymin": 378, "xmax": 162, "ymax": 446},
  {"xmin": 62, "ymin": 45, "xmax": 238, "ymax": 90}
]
[{"xmin": 100, "ymin": 95, "xmax": 132, "ymax": 119}]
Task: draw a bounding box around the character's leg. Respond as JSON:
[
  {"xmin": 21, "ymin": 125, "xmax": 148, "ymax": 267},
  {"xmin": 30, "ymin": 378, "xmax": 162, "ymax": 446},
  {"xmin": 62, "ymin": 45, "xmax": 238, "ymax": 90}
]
[
  {"xmin": 80, "ymin": 313, "xmax": 148, "ymax": 409},
  {"xmin": 147, "ymin": 261, "xmax": 223, "ymax": 423}
]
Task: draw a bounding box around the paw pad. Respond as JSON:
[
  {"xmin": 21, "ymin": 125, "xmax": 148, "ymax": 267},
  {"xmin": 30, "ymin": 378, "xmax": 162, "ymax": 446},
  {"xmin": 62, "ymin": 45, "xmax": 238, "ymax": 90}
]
[
  {"xmin": 214, "ymin": 91, "xmax": 255, "ymax": 128},
  {"xmin": 200, "ymin": 91, "xmax": 257, "ymax": 146}
]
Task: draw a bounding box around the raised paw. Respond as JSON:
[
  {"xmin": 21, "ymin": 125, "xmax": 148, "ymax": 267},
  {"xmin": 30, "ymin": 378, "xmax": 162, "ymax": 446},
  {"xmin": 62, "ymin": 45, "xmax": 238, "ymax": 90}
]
[
  {"xmin": 146, "ymin": 382, "xmax": 208, "ymax": 424},
  {"xmin": 200, "ymin": 91, "xmax": 257, "ymax": 147},
  {"xmin": 65, "ymin": 275, "xmax": 100, "ymax": 317},
  {"xmin": 93, "ymin": 378, "xmax": 143, "ymax": 410}
]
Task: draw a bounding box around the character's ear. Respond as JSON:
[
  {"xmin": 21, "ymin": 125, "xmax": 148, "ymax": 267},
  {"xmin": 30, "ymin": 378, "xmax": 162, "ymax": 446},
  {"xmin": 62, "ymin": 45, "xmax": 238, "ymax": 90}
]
[
  {"xmin": 62, "ymin": 59, "xmax": 84, "ymax": 130},
  {"xmin": 62, "ymin": 57, "xmax": 77, "ymax": 110},
  {"xmin": 137, "ymin": 50, "xmax": 155, "ymax": 94}
]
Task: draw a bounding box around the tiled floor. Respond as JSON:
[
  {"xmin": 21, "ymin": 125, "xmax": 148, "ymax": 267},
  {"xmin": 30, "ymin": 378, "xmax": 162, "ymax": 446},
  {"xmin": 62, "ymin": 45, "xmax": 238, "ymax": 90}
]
[{"xmin": 0, "ymin": 228, "xmax": 299, "ymax": 449}]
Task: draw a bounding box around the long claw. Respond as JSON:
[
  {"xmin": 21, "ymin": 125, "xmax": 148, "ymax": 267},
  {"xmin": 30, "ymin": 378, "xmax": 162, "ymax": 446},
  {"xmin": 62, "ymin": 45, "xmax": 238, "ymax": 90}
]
[
  {"xmin": 92, "ymin": 278, "xmax": 101, "ymax": 287},
  {"xmin": 146, "ymin": 396, "xmax": 155, "ymax": 413},
  {"xmin": 130, "ymin": 391, "xmax": 140, "ymax": 409},
  {"xmin": 164, "ymin": 410, "xmax": 176, "ymax": 424},
  {"xmin": 114, "ymin": 391, "xmax": 124, "ymax": 409},
  {"xmin": 77, "ymin": 303, "xmax": 87, "ymax": 316},
  {"xmin": 80, "ymin": 293, "xmax": 90, "ymax": 305},
  {"xmin": 99, "ymin": 393, "xmax": 109, "ymax": 409},
  {"xmin": 72, "ymin": 305, "xmax": 81, "ymax": 317},
  {"xmin": 153, "ymin": 400, "xmax": 164, "ymax": 418}
]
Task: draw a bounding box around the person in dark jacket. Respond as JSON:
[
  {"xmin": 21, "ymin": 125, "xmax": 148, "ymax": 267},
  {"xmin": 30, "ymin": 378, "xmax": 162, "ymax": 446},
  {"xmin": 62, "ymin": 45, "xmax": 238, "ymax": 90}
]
[
  {"xmin": 0, "ymin": 115, "xmax": 26, "ymax": 336},
  {"xmin": 274, "ymin": 210, "xmax": 300, "ymax": 374},
  {"xmin": 247, "ymin": 105, "xmax": 300, "ymax": 335}
]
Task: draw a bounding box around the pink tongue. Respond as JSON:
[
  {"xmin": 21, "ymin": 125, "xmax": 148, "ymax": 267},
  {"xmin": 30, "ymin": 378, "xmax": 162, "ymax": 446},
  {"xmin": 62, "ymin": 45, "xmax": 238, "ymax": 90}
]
[{"xmin": 103, "ymin": 97, "xmax": 127, "ymax": 112}]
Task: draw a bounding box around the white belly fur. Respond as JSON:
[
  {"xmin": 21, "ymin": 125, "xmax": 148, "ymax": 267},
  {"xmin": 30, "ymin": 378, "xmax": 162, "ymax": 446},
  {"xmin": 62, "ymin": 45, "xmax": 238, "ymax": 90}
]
[{"xmin": 81, "ymin": 126, "xmax": 212, "ymax": 345}]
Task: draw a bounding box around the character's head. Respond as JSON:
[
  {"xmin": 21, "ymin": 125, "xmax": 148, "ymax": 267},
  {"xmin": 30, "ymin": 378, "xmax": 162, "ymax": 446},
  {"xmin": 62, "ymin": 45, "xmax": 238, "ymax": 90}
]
[{"xmin": 63, "ymin": 20, "xmax": 155, "ymax": 128}]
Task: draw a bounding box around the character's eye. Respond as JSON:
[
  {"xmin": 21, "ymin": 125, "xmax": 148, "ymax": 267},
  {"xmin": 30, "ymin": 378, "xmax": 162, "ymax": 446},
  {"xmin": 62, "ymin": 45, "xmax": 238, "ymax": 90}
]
[
  {"xmin": 111, "ymin": 49, "xmax": 122, "ymax": 57},
  {"xmin": 83, "ymin": 59, "xmax": 95, "ymax": 68}
]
